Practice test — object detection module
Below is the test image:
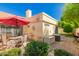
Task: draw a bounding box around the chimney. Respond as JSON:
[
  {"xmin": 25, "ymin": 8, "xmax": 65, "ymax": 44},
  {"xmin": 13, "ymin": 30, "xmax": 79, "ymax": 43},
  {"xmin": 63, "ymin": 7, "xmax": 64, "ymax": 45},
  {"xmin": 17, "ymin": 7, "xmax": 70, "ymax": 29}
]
[{"xmin": 26, "ymin": 9, "xmax": 32, "ymax": 18}]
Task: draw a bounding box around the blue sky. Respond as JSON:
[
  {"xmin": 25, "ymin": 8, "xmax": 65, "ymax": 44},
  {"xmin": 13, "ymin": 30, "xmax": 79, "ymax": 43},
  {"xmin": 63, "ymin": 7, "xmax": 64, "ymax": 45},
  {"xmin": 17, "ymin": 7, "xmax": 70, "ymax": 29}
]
[{"xmin": 0, "ymin": 3, "xmax": 64, "ymax": 20}]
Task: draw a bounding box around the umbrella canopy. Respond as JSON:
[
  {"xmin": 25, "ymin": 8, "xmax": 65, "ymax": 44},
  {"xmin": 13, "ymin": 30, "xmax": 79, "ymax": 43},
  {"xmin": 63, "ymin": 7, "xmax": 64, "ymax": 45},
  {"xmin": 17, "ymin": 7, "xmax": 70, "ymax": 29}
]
[
  {"xmin": 0, "ymin": 16, "xmax": 30, "ymax": 27},
  {"xmin": 0, "ymin": 12, "xmax": 30, "ymax": 36}
]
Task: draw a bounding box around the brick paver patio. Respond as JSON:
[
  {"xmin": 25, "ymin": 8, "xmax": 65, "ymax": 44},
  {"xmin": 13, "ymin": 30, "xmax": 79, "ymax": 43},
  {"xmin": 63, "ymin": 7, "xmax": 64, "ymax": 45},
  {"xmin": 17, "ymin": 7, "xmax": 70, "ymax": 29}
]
[{"xmin": 52, "ymin": 35, "xmax": 79, "ymax": 56}]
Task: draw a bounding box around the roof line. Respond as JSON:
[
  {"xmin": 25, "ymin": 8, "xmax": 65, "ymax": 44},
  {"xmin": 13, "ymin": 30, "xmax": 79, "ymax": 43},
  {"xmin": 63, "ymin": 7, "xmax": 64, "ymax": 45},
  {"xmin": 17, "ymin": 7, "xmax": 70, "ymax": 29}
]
[{"xmin": 41, "ymin": 12, "xmax": 58, "ymax": 21}]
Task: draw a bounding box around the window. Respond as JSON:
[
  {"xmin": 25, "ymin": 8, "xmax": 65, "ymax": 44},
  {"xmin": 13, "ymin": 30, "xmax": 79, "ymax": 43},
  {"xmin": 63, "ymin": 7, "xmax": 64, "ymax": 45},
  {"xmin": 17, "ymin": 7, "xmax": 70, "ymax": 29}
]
[
  {"xmin": 44, "ymin": 23, "xmax": 49, "ymax": 26},
  {"xmin": 55, "ymin": 26, "xmax": 58, "ymax": 34},
  {"xmin": 44, "ymin": 23, "xmax": 50, "ymax": 36},
  {"xmin": 6, "ymin": 27, "xmax": 11, "ymax": 33}
]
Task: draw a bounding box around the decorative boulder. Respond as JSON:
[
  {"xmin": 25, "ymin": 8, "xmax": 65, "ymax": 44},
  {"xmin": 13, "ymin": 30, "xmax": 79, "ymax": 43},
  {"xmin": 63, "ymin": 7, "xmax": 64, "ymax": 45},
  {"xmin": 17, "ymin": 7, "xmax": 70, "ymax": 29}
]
[{"xmin": 73, "ymin": 28, "xmax": 79, "ymax": 41}]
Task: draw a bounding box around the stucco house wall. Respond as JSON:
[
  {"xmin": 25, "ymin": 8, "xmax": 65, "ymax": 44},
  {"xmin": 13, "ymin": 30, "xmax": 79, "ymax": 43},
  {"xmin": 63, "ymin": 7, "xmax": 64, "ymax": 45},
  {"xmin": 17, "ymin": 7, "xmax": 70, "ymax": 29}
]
[
  {"xmin": 23, "ymin": 14, "xmax": 43, "ymax": 40},
  {"xmin": 41, "ymin": 12, "xmax": 58, "ymax": 36},
  {"xmin": 24, "ymin": 11, "xmax": 58, "ymax": 40}
]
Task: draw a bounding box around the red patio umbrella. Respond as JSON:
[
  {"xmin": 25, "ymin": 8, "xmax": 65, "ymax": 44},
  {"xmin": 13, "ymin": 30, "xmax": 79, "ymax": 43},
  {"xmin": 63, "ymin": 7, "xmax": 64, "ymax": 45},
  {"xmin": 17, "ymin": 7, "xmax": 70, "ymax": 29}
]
[
  {"xmin": 0, "ymin": 16, "xmax": 30, "ymax": 27},
  {"xmin": 0, "ymin": 16, "xmax": 30, "ymax": 36}
]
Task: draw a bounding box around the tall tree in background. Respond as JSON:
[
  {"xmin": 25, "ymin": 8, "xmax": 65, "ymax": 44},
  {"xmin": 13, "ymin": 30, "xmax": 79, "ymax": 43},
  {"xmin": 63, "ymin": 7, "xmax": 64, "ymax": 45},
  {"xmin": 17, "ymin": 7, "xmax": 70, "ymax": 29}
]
[{"xmin": 59, "ymin": 3, "xmax": 79, "ymax": 33}]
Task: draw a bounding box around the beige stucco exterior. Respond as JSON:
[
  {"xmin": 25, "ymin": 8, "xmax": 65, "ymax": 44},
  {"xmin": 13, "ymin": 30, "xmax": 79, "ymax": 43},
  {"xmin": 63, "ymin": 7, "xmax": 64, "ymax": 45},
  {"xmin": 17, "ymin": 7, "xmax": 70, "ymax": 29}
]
[
  {"xmin": 42, "ymin": 12, "xmax": 57, "ymax": 36},
  {"xmin": 23, "ymin": 11, "xmax": 58, "ymax": 40}
]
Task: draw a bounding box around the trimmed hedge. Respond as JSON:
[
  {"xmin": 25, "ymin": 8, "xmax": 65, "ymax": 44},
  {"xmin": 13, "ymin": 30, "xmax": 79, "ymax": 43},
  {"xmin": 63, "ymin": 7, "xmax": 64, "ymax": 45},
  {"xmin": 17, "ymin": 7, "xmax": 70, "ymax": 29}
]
[
  {"xmin": 0, "ymin": 48, "xmax": 21, "ymax": 56},
  {"xmin": 24, "ymin": 40, "xmax": 49, "ymax": 56},
  {"xmin": 54, "ymin": 49, "xmax": 73, "ymax": 56}
]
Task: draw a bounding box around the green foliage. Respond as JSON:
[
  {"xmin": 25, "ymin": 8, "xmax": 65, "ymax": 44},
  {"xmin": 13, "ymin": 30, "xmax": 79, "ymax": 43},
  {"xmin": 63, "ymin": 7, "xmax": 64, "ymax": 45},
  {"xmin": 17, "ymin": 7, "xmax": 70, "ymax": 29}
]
[
  {"xmin": 54, "ymin": 49, "xmax": 73, "ymax": 56},
  {"xmin": 62, "ymin": 3, "xmax": 79, "ymax": 21},
  {"xmin": 59, "ymin": 3, "xmax": 79, "ymax": 33},
  {"xmin": 0, "ymin": 48, "xmax": 21, "ymax": 56},
  {"xmin": 58, "ymin": 21, "xmax": 66, "ymax": 28},
  {"xmin": 63, "ymin": 23, "xmax": 74, "ymax": 33},
  {"xmin": 24, "ymin": 40, "xmax": 49, "ymax": 56}
]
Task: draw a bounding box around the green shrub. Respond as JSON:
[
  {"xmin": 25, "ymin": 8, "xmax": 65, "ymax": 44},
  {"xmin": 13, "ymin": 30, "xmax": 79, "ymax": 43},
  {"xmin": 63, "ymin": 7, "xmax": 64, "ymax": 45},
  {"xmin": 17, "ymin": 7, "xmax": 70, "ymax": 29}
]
[
  {"xmin": 0, "ymin": 48, "xmax": 21, "ymax": 56},
  {"xmin": 63, "ymin": 23, "xmax": 74, "ymax": 33},
  {"xmin": 24, "ymin": 40, "xmax": 49, "ymax": 56},
  {"xmin": 54, "ymin": 49, "xmax": 73, "ymax": 56}
]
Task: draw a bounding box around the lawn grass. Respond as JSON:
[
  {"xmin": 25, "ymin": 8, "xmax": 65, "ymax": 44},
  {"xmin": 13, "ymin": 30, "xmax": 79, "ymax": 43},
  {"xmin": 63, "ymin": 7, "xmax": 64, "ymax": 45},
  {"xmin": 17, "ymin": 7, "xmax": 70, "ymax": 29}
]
[{"xmin": 60, "ymin": 33, "xmax": 74, "ymax": 37}]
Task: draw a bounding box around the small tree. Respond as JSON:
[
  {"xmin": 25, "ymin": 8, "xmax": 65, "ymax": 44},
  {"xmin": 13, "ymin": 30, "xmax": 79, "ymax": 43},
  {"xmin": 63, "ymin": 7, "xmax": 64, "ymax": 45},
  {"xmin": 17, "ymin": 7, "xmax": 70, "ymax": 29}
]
[
  {"xmin": 63, "ymin": 23, "xmax": 74, "ymax": 33},
  {"xmin": 24, "ymin": 40, "xmax": 49, "ymax": 56},
  {"xmin": 58, "ymin": 21, "xmax": 66, "ymax": 28},
  {"xmin": 59, "ymin": 4, "xmax": 79, "ymax": 34}
]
